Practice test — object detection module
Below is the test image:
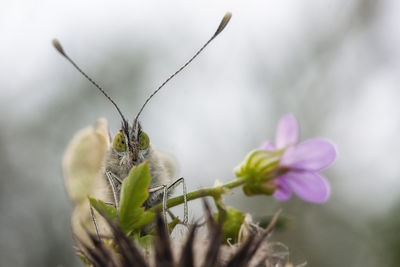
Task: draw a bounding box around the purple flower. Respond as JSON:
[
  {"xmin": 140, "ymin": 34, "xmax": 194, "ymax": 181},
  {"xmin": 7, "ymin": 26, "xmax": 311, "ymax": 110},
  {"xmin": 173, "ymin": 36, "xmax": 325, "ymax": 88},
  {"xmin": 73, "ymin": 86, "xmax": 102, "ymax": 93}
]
[{"xmin": 262, "ymin": 114, "xmax": 337, "ymax": 203}]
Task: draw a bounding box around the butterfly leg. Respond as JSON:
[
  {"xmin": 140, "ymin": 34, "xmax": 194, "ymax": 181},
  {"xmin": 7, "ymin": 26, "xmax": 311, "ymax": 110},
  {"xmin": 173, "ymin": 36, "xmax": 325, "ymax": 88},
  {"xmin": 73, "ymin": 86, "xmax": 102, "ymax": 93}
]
[
  {"xmin": 148, "ymin": 177, "xmax": 188, "ymax": 225},
  {"xmin": 88, "ymin": 171, "xmax": 121, "ymax": 242},
  {"xmin": 149, "ymin": 184, "xmax": 168, "ymax": 224},
  {"xmin": 105, "ymin": 171, "xmax": 120, "ymax": 210},
  {"xmin": 89, "ymin": 203, "xmax": 101, "ymax": 242},
  {"xmin": 167, "ymin": 177, "xmax": 188, "ymax": 225}
]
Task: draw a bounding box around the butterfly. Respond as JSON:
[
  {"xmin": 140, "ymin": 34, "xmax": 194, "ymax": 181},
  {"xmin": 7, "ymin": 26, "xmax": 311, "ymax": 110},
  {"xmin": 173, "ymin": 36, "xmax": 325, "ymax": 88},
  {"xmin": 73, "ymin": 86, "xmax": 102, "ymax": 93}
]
[{"xmin": 54, "ymin": 12, "xmax": 232, "ymax": 243}]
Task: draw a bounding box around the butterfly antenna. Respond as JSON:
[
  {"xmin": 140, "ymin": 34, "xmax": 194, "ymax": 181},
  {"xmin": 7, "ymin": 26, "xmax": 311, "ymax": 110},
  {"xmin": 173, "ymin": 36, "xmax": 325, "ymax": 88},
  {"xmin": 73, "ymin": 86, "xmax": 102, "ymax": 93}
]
[
  {"xmin": 52, "ymin": 39, "xmax": 128, "ymax": 126},
  {"xmin": 134, "ymin": 12, "xmax": 232, "ymax": 122}
]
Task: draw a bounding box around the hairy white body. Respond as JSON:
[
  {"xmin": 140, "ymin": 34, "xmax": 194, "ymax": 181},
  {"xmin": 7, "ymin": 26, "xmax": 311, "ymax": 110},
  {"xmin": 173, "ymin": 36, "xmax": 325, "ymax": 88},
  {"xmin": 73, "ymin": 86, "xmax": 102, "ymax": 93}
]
[{"xmin": 63, "ymin": 118, "xmax": 176, "ymax": 244}]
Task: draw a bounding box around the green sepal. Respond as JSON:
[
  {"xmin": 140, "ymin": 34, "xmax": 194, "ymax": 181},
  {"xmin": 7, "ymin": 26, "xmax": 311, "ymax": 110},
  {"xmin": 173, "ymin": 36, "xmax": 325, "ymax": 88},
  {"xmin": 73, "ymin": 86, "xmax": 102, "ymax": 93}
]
[
  {"xmin": 214, "ymin": 206, "xmax": 245, "ymax": 244},
  {"xmin": 234, "ymin": 149, "xmax": 281, "ymax": 182},
  {"xmin": 89, "ymin": 197, "xmax": 117, "ymax": 221},
  {"xmin": 119, "ymin": 162, "xmax": 154, "ymax": 233},
  {"xmin": 242, "ymin": 181, "xmax": 276, "ymax": 196}
]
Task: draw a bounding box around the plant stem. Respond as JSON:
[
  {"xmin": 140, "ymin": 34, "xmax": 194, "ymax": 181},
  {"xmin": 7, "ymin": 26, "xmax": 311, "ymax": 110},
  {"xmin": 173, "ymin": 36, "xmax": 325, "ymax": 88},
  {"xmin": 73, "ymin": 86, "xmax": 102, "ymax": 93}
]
[
  {"xmin": 222, "ymin": 177, "xmax": 247, "ymax": 189},
  {"xmin": 149, "ymin": 177, "xmax": 247, "ymax": 212}
]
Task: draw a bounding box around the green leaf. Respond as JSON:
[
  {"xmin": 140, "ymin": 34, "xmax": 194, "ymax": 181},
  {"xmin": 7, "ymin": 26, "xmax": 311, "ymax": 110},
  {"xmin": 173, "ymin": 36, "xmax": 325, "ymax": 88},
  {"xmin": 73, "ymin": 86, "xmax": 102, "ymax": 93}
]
[
  {"xmin": 130, "ymin": 211, "xmax": 155, "ymax": 230},
  {"xmin": 138, "ymin": 234, "xmax": 154, "ymax": 250},
  {"xmin": 119, "ymin": 162, "xmax": 153, "ymax": 233},
  {"xmin": 120, "ymin": 209, "xmax": 155, "ymax": 233},
  {"xmin": 89, "ymin": 197, "xmax": 117, "ymax": 221}
]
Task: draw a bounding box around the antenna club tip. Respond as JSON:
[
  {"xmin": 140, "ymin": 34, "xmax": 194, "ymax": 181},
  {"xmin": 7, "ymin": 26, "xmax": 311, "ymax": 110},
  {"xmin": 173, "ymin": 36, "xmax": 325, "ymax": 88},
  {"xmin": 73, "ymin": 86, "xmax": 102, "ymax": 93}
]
[
  {"xmin": 52, "ymin": 39, "xmax": 66, "ymax": 56},
  {"xmin": 224, "ymin": 12, "xmax": 232, "ymax": 21},
  {"xmin": 214, "ymin": 12, "xmax": 232, "ymax": 37}
]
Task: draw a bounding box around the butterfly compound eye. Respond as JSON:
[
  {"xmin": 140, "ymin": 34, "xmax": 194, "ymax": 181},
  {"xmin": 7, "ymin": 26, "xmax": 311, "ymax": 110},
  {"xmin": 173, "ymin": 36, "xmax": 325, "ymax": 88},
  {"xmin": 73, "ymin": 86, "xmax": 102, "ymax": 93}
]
[
  {"xmin": 113, "ymin": 130, "xmax": 126, "ymax": 152},
  {"xmin": 139, "ymin": 131, "xmax": 150, "ymax": 150}
]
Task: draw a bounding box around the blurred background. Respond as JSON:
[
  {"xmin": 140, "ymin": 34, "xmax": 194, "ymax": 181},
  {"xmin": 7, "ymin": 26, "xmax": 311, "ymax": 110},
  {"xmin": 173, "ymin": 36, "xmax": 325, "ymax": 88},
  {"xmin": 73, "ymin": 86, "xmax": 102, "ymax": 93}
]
[{"xmin": 1, "ymin": 0, "xmax": 400, "ymax": 266}]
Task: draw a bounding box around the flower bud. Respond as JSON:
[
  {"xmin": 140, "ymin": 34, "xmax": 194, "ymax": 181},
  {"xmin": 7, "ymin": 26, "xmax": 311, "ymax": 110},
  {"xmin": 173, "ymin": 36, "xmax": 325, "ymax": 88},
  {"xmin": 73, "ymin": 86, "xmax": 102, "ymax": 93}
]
[{"xmin": 214, "ymin": 207, "xmax": 245, "ymax": 244}]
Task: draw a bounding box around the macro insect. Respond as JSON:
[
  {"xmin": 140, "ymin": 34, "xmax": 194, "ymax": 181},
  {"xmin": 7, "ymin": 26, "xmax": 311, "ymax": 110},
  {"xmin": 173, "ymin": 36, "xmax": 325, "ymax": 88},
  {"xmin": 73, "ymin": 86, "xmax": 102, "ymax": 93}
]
[{"xmin": 55, "ymin": 12, "xmax": 232, "ymax": 240}]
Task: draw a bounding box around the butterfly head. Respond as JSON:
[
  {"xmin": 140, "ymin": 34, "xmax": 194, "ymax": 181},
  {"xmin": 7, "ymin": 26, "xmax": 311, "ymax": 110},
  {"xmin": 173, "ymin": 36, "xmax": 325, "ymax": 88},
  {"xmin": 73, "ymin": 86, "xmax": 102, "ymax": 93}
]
[{"xmin": 112, "ymin": 120, "xmax": 150, "ymax": 164}]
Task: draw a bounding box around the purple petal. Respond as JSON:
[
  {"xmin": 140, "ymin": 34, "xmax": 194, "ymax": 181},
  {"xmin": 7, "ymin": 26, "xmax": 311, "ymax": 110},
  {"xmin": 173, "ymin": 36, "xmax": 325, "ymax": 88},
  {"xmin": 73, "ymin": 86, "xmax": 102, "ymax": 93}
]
[
  {"xmin": 280, "ymin": 138, "xmax": 337, "ymax": 171},
  {"xmin": 273, "ymin": 178, "xmax": 292, "ymax": 201},
  {"xmin": 280, "ymin": 171, "xmax": 330, "ymax": 203},
  {"xmin": 275, "ymin": 114, "xmax": 299, "ymax": 149},
  {"xmin": 261, "ymin": 141, "xmax": 276, "ymax": 151}
]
